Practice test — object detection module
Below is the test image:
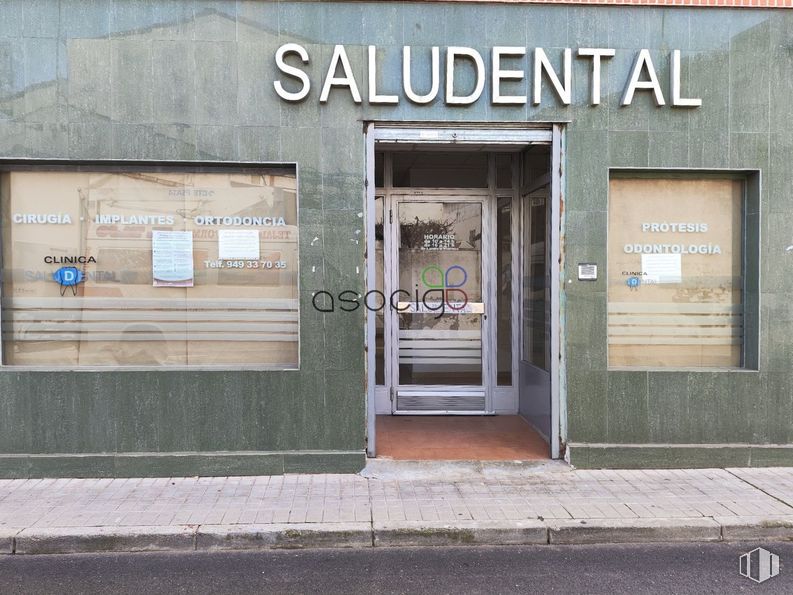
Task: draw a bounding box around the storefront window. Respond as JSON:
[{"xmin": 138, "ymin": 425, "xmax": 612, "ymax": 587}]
[
  {"xmin": 608, "ymin": 175, "xmax": 744, "ymax": 368},
  {"xmin": 1, "ymin": 167, "xmax": 299, "ymax": 368}
]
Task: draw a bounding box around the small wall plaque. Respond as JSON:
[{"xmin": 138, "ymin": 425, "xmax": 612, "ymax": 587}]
[{"xmin": 578, "ymin": 263, "xmax": 597, "ymax": 281}]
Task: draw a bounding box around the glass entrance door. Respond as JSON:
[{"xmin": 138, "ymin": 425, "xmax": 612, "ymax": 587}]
[{"xmin": 390, "ymin": 197, "xmax": 490, "ymax": 413}]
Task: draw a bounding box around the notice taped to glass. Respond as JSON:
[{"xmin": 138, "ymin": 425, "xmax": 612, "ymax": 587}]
[
  {"xmin": 152, "ymin": 230, "xmax": 194, "ymax": 287},
  {"xmin": 218, "ymin": 229, "xmax": 260, "ymax": 260}
]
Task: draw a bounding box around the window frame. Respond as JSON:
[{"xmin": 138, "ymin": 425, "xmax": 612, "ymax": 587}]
[
  {"xmin": 606, "ymin": 168, "xmax": 761, "ymax": 372},
  {"xmin": 0, "ymin": 159, "xmax": 301, "ymax": 372}
]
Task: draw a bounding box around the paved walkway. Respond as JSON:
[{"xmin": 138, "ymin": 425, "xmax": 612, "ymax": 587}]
[{"xmin": 2, "ymin": 463, "xmax": 793, "ymax": 554}]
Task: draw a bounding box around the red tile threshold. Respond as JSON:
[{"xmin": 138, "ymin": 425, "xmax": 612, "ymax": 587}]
[{"xmin": 375, "ymin": 415, "xmax": 549, "ymax": 461}]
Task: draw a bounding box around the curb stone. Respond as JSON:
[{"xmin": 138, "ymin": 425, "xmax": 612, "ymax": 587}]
[
  {"xmin": 195, "ymin": 523, "xmax": 373, "ymax": 550},
  {"xmin": 716, "ymin": 516, "xmax": 793, "ymax": 542},
  {"xmin": 373, "ymin": 520, "xmax": 548, "ymax": 547},
  {"xmin": 0, "ymin": 529, "xmax": 20, "ymax": 554},
  {"xmin": 6, "ymin": 518, "xmax": 793, "ymax": 554},
  {"xmin": 547, "ymin": 518, "xmax": 722, "ymax": 545},
  {"xmin": 14, "ymin": 525, "xmax": 197, "ymax": 555}
]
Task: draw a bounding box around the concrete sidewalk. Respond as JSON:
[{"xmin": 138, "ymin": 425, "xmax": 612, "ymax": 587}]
[{"xmin": 2, "ymin": 462, "xmax": 793, "ymax": 554}]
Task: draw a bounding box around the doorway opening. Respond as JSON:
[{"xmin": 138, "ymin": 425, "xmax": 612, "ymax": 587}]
[{"xmin": 365, "ymin": 126, "xmax": 561, "ymax": 461}]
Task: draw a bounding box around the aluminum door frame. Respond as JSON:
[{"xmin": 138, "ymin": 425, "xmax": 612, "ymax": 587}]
[
  {"xmin": 364, "ymin": 123, "xmax": 564, "ymax": 458},
  {"xmin": 385, "ymin": 191, "xmax": 495, "ymax": 415}
]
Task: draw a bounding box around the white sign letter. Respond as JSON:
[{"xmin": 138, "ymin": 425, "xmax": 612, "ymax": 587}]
[
  {"xmin": 320, "ymin": 45, "xmax": 362, "ymax": 104},
  {"xmin": 671, "ymin": 50, "xmax": 702, "ymax": 107},
  {"xmin": 403, "ymin": 46, "xmax": 440, "ymax": 104},
  {"xmin": 577, "ymin": 48, "xmax": 615, "ymax": 106},
  {"xmin": 368, "ymin": 45, "xmax": 398, "ymax": 104},
  {"xmin": 274, "ymin": 43, "xmax": 310, "ymax": 102},
  {"xmin": 492, "ymin": 47, "xmax": 527, "ymax": 105},
  {"xmin": 446, "ymin": 47, "xmax": 485, "ymax": 105},
  {"xmin": 533, "ymin": 48, "xmax": 572, "ymax": 106},
  {"xmin": 621, "ymin": 49, "xmax": 665, "ymax": 106}
]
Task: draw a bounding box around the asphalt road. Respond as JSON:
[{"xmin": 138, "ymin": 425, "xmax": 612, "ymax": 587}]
[{"xmin": 1, "ymin": 542, "xmax": 791, "ymax": 594}]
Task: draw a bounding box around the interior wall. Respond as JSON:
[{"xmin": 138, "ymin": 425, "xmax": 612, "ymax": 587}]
[{"xmin": 519, "ymin": 364, "xmax": 552, "ymax": 441}]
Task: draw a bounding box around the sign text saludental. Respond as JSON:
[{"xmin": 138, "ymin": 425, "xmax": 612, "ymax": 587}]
[{"xmin": 273, "ymin": 44, "xmax": 701, "ymax": 108}]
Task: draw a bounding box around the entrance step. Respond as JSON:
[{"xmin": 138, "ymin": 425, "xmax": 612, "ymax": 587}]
[{"xmin": 361, "ymin": 459, "xmax": 570, "ymax": 481}]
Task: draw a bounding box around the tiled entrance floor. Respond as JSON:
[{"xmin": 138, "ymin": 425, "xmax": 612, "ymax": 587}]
[{"xmin": 376, "ymin": 415, "xmax": 549, "ymax": 460}]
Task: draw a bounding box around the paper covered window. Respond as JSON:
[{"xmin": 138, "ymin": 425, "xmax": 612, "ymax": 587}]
[
  {"xmin": 607, "ymin": 176, "xmax": 744, "ymax": 368},
  {"xmin": 1, "ymin": 167, "xmax": 298, "ymax": 368}
]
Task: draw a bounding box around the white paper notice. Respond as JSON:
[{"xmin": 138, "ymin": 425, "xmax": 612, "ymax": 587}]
[
  {"xmin": 641, "ymin": 253, "xmax": 682, "ymax": 284},
  {"xmin": 218, "ymin": 229, "xmax": 260, "ymax": 260},
  {"xmin": 152, "ymin": 230, "xmax": 194, "ymax": 287}
]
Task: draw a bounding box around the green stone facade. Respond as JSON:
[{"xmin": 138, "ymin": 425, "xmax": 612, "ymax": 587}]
[{"xmin": 0, "ymin": 1, "xmax": 790, "ymax": 476}]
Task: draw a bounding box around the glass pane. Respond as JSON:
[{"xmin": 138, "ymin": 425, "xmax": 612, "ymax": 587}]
[
  {"xmin": 392, "ymin": 152, "xmax": 488, "ymax": 188},
  {"xmin": 398, "ymin": 313, "xmax": 482, "ymax": 385},
  {"xmin": 523, "ymin": 189, "xmax": 550, "ymax": 370},
  {"xmin": 496, "ymin": 153, "xmax": 512, "ymax": 189},
  {"xmin": 1, "ymin": 170, "xmax": 299, "ymax": 368},
  {"xmin": 496, "ymin": 196, "xmax": 512, "ymax": 385},
  {"xmin": 607, "ymin": 177, "xmax": 744, "ymax": 368},
  {"xmin": 374, "ymin": 152, "xmax": 384, "ymax": 188},
  {"xmin": 374, "ymin": 196, "xmax": 385, "ymax": 385},
  {"xmin": 397, "ymin": 201, "xmax": 482, "ymax": 385}
]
